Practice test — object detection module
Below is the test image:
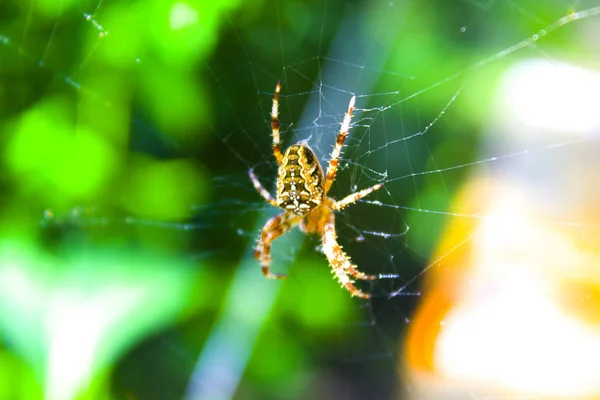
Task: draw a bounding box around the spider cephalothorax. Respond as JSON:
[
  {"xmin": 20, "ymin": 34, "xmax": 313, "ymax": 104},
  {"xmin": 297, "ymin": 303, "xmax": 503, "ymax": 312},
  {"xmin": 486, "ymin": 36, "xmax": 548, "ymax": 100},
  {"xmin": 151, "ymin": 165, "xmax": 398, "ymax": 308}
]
[{"xmin": 249, "ymin": 82, "xmax": 383, "ymax": 298}]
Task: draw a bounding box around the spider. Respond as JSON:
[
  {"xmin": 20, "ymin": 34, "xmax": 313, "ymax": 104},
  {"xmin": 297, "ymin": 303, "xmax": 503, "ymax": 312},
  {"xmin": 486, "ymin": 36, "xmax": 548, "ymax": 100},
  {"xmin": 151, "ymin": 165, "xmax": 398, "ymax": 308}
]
[{"xmin": 249, "ymin": 82, "xmax": 383, "ymax": 299}]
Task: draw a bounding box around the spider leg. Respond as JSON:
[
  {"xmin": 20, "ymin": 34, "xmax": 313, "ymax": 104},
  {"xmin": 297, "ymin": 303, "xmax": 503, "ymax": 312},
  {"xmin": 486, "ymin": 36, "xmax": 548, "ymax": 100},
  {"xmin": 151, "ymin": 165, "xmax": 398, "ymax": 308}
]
[
  {"xmin": 332, "ymin": 183, "xmax": 383, "ymax": 211},
  {"xmin": 272, "ymin": 81, "xmax": 283, "ymax": 165},
  {"xmin": 249, "ymin": 168, "xmax": 278, "ymax": 207},
  {"xmin": 255, "ymin": 211, "xmax": 301, "ymax": 279},
  {"xmin": 340, "ymin": 260, "xmax": 379, "ymax": 281},
  {"xmin": 322, "ymin": 212, "xmax": 372, "ymax": 298},
  {"xmin": 324, "ymin": 95, "xmax": 356, "ymax": 194}
]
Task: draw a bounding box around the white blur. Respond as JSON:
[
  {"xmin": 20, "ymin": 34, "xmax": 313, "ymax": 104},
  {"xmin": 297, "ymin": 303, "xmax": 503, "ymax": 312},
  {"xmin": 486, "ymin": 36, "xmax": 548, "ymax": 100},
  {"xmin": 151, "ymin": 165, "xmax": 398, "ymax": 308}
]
[{"xmin": 404, "ymin": 58, "xmax": 600, "ymax": 399}]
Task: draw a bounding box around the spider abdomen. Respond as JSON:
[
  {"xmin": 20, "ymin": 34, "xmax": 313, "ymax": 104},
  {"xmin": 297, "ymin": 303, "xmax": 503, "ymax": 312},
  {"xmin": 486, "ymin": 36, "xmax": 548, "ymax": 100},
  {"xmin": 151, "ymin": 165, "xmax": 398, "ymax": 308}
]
[{"xmin": 276, "ymin": 144, "xmax": 324, "ymax": 215}]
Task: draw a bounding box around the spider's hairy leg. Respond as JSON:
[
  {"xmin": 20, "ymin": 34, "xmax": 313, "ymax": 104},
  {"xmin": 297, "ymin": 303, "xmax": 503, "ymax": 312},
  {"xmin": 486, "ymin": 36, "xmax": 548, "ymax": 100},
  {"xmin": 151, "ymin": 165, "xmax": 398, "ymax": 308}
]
[
  {"xmin": 322, "ymin": 213, "xmax": 372, "ymax": 299},
  {"xmin": 332, "ymin": 183, "xmax": 383, "ymax": 211},
  {"xmin": 255, "ymin": 211, "xmax": 301, "ymax": 279},
  {"xmin": 249, "ymin": 168, "xmax": 278, "ymax": 207},
  {"xmin": 324, "ymin": 95, "xmax": 356, "ymax": 193},
  {"xmin": 343, "ymin": 263, "xmax": 377, "ymax": 281},
  {"xmin": 272, "ymin": 81, "xmax": 283, "ymax": 165}
]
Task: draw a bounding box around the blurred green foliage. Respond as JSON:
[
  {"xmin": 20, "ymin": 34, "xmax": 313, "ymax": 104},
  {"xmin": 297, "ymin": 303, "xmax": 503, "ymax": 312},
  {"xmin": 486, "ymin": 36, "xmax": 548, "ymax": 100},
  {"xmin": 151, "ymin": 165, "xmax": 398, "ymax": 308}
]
[
  {"xmin": 0, "ymin": 0, "xmax": 243, "ymax": 398},
  {"xmin": 6, "ymin": 96, "xmax": 116, "ymax": 204}
]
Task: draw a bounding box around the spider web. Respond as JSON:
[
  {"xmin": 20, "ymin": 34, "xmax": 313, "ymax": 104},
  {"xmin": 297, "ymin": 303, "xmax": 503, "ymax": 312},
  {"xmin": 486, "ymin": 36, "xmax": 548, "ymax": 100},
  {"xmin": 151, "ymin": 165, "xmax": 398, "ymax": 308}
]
[{"xmin": 2, "ymin": 0, "xmax": 600, "ymax": 399}]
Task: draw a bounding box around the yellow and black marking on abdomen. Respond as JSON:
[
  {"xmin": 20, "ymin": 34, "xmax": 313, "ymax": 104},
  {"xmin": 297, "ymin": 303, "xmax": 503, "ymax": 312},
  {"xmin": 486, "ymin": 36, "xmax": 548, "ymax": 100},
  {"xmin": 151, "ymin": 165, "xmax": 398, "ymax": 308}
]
[{"xmin": 276, "ymin": 144, "xmax": 325, "ymax": 216}]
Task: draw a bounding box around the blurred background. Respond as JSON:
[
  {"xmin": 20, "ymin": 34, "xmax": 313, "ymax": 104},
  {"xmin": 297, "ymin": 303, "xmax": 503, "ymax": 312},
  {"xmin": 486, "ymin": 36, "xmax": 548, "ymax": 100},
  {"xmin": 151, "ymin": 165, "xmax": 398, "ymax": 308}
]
[{"xmin": 1, "ymin": 0, "xmax": 600, "ymax": 399}]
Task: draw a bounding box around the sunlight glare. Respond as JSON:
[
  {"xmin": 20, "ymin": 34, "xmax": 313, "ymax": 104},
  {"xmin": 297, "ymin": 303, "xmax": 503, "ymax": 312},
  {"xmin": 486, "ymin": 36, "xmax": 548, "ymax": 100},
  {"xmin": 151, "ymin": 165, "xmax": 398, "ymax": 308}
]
[
  {"xmin": 404, "ymin": 59, "xmax": 600, "ymax": 399},
  {"xmin": 497, "ymin": 59, "xmax": 600, "ymax": 136},
  {"xmin": 170, "ymin": 2, "xmax": 199, "ymax": 31}
]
